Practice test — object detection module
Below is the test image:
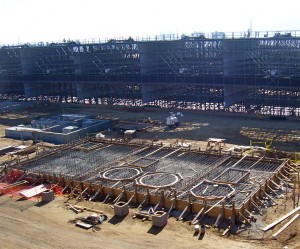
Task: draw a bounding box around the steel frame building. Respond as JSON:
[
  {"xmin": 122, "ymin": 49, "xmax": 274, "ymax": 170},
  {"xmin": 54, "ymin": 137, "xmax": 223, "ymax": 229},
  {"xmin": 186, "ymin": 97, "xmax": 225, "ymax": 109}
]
[{"xmin": 1, "ymin": 30, "xmax": 300, "ymax": 115}]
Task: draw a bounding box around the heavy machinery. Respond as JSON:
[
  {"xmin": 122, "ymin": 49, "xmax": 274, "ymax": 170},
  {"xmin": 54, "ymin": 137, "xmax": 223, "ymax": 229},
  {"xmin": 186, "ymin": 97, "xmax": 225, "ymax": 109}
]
[{"xmin": 166, "ymin": 112, "xmax": 179, "ymax": 127}]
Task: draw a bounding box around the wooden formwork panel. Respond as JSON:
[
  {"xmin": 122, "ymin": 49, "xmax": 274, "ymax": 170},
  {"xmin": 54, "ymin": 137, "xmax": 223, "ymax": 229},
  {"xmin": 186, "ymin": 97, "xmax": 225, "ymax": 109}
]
[
  {"xmin": 177, "ymin": 199, "xmax": 189, "ymax": 211},
  {"xmin": 90, "ymin": 184, "xmax": 101, "ymax": 193},
  {"xmin": 124, "ymin": 191, "xmax": 135, "ymax": 201},
  {"xmin": 136, "ymin": 192, "xmax": 146, "ymax": 203},
  {"xmin": 124, "ymin": 190, "xmax": 135, "ymax": 200},
  {"xmin": 150, "ymin": 194, "xmax": 160, "ymax": 204},
  {"xmin": 191, "ymin": 202, "xmax": 204, "ymax": 214},
  {"xmin": 63, "ymin": 179, "xmax": 72, "ymax": 189},
  {"xmin": 163, "ymin": 198, "xmax": 173, "ymax": 209},
  {"xmin": 224, "ymin": 207, "xmax": 234, "ymax": 220},
  {"xmin": 114, "ymin": 188, "xmax": 123, "ymax": 197},
  {"xmin": 206, "ymin": 205, "xmax": 223, "ymax": 218},
  {"xmin": 71, "ymin": 180, "xmax": 80, "ymax": 189},
  {"xmin": 102, "ymin": 186, "xmax": 110, "ymax": 195}
]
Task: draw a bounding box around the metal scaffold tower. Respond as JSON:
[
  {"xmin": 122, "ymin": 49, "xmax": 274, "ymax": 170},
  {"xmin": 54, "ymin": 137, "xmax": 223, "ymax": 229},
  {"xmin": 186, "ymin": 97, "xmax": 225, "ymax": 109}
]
[{"xmin": 0, "ymin": 30, "xmax": 300, "ymax": 115}]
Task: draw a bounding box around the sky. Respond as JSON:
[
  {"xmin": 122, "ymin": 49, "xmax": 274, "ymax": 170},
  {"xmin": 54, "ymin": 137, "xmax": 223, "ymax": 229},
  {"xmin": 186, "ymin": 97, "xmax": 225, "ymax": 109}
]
[{"xmin": 0, "ymin": 0, "xmax": 299, "ymax": 44}]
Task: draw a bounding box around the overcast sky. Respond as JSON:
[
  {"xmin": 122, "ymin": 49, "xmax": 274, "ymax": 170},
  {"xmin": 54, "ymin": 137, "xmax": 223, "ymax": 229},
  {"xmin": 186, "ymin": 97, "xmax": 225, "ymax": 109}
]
[{"xmin": 0, "ymin": 0, "xmax": 299, "ymax": 44}]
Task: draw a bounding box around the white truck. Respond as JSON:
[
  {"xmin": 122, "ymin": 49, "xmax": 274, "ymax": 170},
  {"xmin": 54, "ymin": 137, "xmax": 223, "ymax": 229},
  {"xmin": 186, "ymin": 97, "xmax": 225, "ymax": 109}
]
[{"xmin": 166, "ymin": 113, "xmax": 179, "ymax": 127}]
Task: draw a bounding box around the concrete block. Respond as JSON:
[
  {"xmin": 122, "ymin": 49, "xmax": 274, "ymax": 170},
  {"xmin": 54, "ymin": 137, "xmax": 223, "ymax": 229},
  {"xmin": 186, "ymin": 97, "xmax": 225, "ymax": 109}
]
[
  {"xmin": 41, "ymin": 189, "xmax": 55, "ymax": 202},
  {"xmin": 152, "ymin": 211, "xmax": 168, "ymax": 227},
  {"xmin": 114, "ymin": 201, "xmax": 129, "ymax": 217}
]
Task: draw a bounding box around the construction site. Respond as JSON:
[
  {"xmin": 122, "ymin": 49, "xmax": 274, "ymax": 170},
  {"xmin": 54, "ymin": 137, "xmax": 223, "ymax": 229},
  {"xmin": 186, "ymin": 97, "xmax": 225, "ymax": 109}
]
[
  {"xmin": 5, "ymin": 135, "xmax": 296, "ymax": 222},
  {"xmin": 0, "ymin": 102, "xmax": 298, "ymax": 249},
  {"xmin": 0, "ymin": 30, "xmax": 300, "ymax": 249}
]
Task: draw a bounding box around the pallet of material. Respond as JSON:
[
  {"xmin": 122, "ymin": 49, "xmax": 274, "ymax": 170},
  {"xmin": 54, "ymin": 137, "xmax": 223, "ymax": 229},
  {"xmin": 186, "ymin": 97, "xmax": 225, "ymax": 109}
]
[
  {"xmin": 262, "ymin": 206, "xmax": 300, "ymax": 232},
  {"xmin": 133, "ymin": 211, "xmax": 152, "ymax": 220},
  {"xmin": 73, "ymin": 204, "xmax": 103, "ymax": 214},
  {"xmin": 75, "ymin": 221, "xmax": 93, "ymax": 229},
  {"xmin": 19, "ymin": 184, "xmax": 47, "ymax": 198},
  {"xmin": 272, "ymin": 214, "xmax": 300, "ymax": 238}
]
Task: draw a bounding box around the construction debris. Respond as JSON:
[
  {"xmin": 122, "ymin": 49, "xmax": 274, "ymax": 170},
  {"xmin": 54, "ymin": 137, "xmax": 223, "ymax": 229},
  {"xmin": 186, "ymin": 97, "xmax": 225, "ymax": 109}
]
[
  {"xmin": 272, "ymin": 213, "xmax": 300, "ymax": 238},
  {"xmin": 75, "ymin": 213, "xmax": 108, "ymax": 230},
  {"xmin": 66, "ymin": 203, "xmax": 83, "ymax": 214},
  {"xmin": 0, "ymin": 180, "xmax": 29, "ymax": 195},
  {"xmin": 133, "ymin": 211, "xmax": 152, "ymax": 221},
  {"xmin": 262, "ymin": 206, "xmax": 300, "ymax": 232},
  {"xmin": 73, "ymin": 205, "xmax": 104, "ymax": 214}
]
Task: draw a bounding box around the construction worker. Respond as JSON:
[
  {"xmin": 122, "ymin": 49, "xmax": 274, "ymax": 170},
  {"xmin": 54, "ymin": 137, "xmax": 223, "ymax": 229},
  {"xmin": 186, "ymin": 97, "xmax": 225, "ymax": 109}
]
[{"xmin": 200, "ymin": 224, "xmax": 206, "ymax": 235}]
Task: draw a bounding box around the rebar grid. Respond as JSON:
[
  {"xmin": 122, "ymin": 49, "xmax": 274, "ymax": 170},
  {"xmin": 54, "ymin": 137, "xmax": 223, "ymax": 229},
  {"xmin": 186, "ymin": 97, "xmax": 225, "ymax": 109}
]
[
  {"xmin": 137, "ymin": 172, "xmax": 180, "ymax": 188},
  {"xmin": 16, "ymin": 141, "xmax": 289, "ymax": 210},
  {"xmin": 129, "ymin": 157, "xmax": 158, "ymax": 167},
  {"xmin": 81, "ymin": 161, "xmax": 120, "ymax": 182},
  {"xmin": 249, "ymin": 161, "xmax": 282, "ymax": 172},
  {"xmin": 91, "ymin": 179, "xmax": 125, "ymax": 188},
  {"xmin": 20, "ymin": 143, "xmax": 137, "ymax": 179},
  {"xmin": 214, "ymin": 168, "xmax": 250, "ymax": 183},
  {"xmin": 179, "ymin": 155, "xmax": 231, "ymax": 192},
  {"xmin": 143, "ymin": 148, "xmax": 174, "ymax": 159},
  {"xmin": 77, "ymin": 146, "xmax": 141, "ymax": 181},
  {"xmin": 230, "ymin": 184, "xmax": 260, "ymax": 207},
  {"xmin": 232, "ymin": 160, "xmax": 256, "ymax": 170},
  {"xmin": 190, "ymin": 181, "xmax": 234, "ymax": 199},
  {"xmin": 101, "ymin": 167, "xmax": 141, "ymax": 181},
  {"xmin": 123, "ymin": 147, "xmax": 157, "ymax": 163},
  {"xmin": 77, "ymin": 142, "xmax": 100, "ymax": 149},
  {"xmin": 136, "ymin": 186, "xmax": 148, "ymax": 194},
  {"xmin": 249, "ymin": 170, "xmax": 274, "ymax": 183},
  {"xmin": 155, "ymin": 152, "xmax": 219, "ymax": 183}
]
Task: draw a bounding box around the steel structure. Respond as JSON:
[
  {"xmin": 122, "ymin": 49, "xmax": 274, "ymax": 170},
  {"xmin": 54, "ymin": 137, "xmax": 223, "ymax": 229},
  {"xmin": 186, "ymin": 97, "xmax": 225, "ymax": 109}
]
[{"xmin": 1, "ymin": 30, "xmax": 300, "ymax": 114}]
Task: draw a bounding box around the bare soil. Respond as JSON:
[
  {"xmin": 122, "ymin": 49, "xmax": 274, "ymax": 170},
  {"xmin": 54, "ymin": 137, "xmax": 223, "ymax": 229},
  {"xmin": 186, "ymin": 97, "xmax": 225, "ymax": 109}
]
[{"xmin": 0, "ymin": 196, "xmax": 279, "ymax": 249}]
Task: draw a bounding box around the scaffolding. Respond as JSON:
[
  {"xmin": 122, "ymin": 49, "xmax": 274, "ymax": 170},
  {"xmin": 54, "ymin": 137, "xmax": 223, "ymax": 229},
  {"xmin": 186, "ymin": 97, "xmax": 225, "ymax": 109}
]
[{"xmin": 1, "ymin": 30, "xmax": 300, "ymax": 114}]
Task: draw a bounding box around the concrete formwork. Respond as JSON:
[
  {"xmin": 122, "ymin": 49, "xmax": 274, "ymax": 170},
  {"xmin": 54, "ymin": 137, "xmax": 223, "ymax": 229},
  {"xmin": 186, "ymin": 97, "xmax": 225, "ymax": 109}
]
[{"xmin": 5, "ymin": 138, "xmax": 292, "ymax": 224}]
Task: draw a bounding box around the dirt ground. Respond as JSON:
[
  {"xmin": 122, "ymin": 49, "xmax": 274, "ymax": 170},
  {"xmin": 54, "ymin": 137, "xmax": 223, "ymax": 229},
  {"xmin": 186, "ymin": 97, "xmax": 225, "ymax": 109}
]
[
  {"xmin": 0, "ymin": 195, "xmax": 281, "ymax": 249},
  {"xmin": 0, "ymin": 102, "xmax": 299, "ymax": 249},
  {"xmin": 61, "ymin": 103, "xmax": 300, "ymax": 152},
  {"xmin": 1, "ymin": 102, "xmax": 300, "ymax": 151}
]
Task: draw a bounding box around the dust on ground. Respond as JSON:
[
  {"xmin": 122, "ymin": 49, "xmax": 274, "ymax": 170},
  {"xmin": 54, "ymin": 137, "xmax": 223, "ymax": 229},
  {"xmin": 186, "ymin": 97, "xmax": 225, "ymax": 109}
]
[
  {"xmin": 0, "ymin": 195, "xmax": 280, "ymax": 249},
  {"xmin": 1, "ymin": 102, "xmax": 300, "ymax": 152},
  {"xmin": 59, "ymin": 103, "xmax": 300, "ymax": 152}
]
